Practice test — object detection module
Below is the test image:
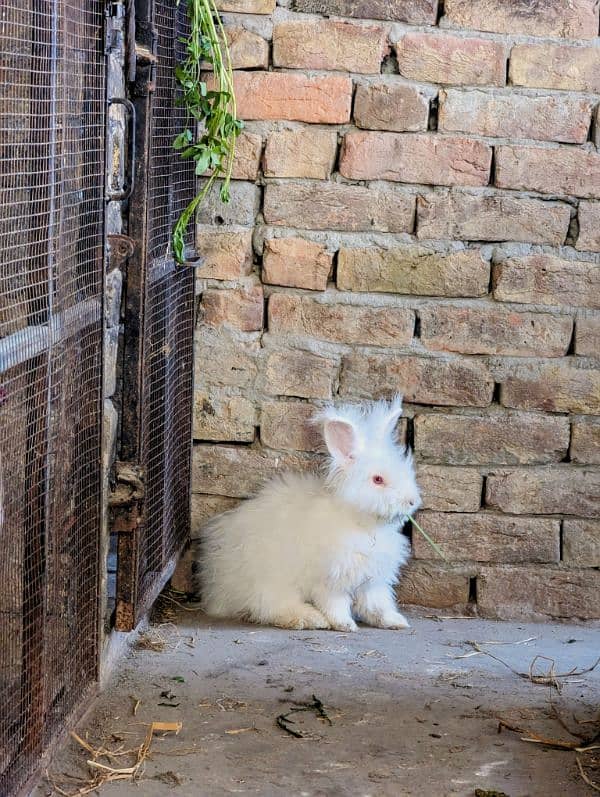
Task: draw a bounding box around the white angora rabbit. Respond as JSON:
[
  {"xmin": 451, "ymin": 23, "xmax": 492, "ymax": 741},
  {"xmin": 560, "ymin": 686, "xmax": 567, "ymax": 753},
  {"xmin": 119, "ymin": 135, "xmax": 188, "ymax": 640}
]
[{"xmin": 197, "ymin": 395, "xmax": 421, "ymax": 631}]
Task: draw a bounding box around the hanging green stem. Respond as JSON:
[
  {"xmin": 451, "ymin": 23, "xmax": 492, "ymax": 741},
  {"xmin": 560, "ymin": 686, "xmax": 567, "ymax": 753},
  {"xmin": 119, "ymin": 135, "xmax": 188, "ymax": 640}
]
[
  {"xmin": 172, "ymin": 0, "xmax": 243, "ymax": 263},
  {"xmin": 408, "ymin": 515, "xmax": 447, "ymax": 562}
]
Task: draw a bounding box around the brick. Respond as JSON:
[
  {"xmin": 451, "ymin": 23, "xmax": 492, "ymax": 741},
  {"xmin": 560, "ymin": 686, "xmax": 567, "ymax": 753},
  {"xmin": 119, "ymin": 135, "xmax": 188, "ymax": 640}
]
[
  {"xmin": 418, "ymin": 465, "xmax": 483, "ymax": 512},
  {"xmin": 197, "ymin": 180, "xmax": 260, "ymax": 227},
  {"xmin": 263, "ymin": 348, "xmax": 338, "ymax": 399},
  {"xmin": 201, "ymin": 285, "xmax": 264, "ymax": 332},
  {"xmin": 493, "ymin": 255, "xmax": 600, "ymax": 310},
  {"xmin": 191, "ymin": 494, "xmax": 240, "ymax": 538},
  {"xmin": 413, "ymin": 512, "xmax": 560, "ymax": 564},
  {"xmin": 263, "ymin": 238, "xmax": 332, "ymax": 291},
  {"xmin": 264, "ymin": 182, "xmax": 415, "ymax": 233},
  {"xmin": 496, "ymin": 146, "xmax": 600, "ymax": 200},
  {"xmin": 193, "ymin": 444, "xmax": 318, "ymax": 498},
  {"xmin": 354, "ymin": 83, "xmax": 429, "ymax": 133},
  {"xmin": 261, "ymin": 401, "xmax": 322, "ymax": 452},
  {"xmin": 338, "ymin": 246, "xmax": 489, "ymax": 298},
  {"xmin": 269, "ymin": 294, "xmax": 414, "ymax": 347},
  {"xmin": 500, "ymin": 362, "xmax": 600, "ymax": 415},
  {"xmin": 216, "ymin": 0, "xmax": 274, "ymax": 12},
  {"xmin": 439, "ymin": 90, "xmax": 592, "ymax": 145},
  {"xmin": 195, "ymin": 329, "xmax": 259, "ymax": 389},
  {"xmin": 193, "ymin": 392, "xmax": 256, "ymax": 442},
  {"xmin": 291, "ymin": 0, "xmax": 438, "ymax": 24},
  {"xmin": 195, "ymin": 230, "xmax": 253, "ymax": 280},
  {"xmin": 442, "ymin": 0, "xmax": 599, "ymax": 39},
  {"xmin": 340, "ymin": 132, "xmax": 491, "ymax": 187},
  {"xmin": 227, "ymin": 132, "xmax": 262, "ymax": 180},
  {"xmin": 562, "ymin": 520, "xmax": 600, "ymax": 567},
  {"xmin": 227, "ymin": 27, "xmax": 269, "ymax": 70},
  {"xmin": 397, "ymin": 33, "xmax": 506, "ymax": 87},
  {"xmin": 396, "ymin": 562, "xmax": 471, "ymax": 608},
  {"xmin": 571, "ymin": 418, "xmax": 600, "ymax": 464},
  {"xmin": 263, "ymin": 130, "xmax": 337, "ymax": 180},
  {"xmin": 510, "ymin": 43, "xmax": 600, "ymax": 94},
  {"xmin": 273, "ymin": 20, "xmax": 387, "ymax": 74},
  {"xmin": 417, "ymin": 193, "xmax": 570, "ymax": 246},
  {"xmin": 486, "ymin": 467, "xmax": 600, "ymax": 518},
  {"xmin": 477, "ymin": 566, "xmax": 600, "ymax": 620},
  {"xmin": 415, "ymin": 412, "xmax": 570, "ymax": 465},
  {"xmin": 576, "ymin": 317, "xmax": 600, "ymax": 357},
  {"xmin": 233, "ymin": 72, "xmax": 352, "ymax": 124},
  {"xmin": 577, "ymin": 202, "xmax": 600, "ymax": 253},
  {"xmin": 419, "ymin": 305, "xmax": 572, "ymax": 357},
  {"xmin": 340, "ymin": 353, "xmax": 494, "ymax": 407}
]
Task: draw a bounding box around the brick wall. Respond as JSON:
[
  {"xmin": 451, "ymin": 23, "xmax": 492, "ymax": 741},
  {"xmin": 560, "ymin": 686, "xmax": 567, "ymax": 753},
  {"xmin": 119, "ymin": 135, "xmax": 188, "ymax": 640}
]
[{"xmin": 190, "ymin": 0, "xmax": 600, "ymax": 620}]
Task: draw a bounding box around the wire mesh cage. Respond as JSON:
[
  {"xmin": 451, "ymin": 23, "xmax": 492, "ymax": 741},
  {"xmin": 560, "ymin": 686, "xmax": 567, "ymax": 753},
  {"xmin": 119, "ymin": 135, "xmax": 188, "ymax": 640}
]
[
  {"xmin": 0, "ymin": 1, "xmax": 105, "ymax": 793},
  {"xmin": 134, "ymin": 0, "xmax": 195, "ymax": 624}
]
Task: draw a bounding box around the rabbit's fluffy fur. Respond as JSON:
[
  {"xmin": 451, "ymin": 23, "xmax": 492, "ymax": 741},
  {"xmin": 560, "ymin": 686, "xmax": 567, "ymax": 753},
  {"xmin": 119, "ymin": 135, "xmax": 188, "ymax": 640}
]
[{"xmin": 196, "ymin": 396, "xmax": 421, "ymax": 631}]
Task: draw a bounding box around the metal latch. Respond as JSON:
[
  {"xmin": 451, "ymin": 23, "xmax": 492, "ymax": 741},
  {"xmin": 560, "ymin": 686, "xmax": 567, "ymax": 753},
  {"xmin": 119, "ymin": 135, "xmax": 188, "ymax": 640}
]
[{"xmin": 110, "ymin": 462, "xmax": 145, "ymax": 630}]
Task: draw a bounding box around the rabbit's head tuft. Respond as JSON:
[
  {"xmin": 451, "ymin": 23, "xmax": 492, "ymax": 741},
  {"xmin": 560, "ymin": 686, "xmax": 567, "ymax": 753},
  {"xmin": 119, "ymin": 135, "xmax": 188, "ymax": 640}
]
[{"xmin": 314, "ymin": 395, "xmax": 420, "ymax": 521}]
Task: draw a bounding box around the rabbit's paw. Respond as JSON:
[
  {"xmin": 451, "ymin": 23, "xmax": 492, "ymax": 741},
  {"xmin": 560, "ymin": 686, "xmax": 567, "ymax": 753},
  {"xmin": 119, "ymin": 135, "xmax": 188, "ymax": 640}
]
[
  {"xmin": 272, "ymin": 604, "xmax": 331, "ymax": 630},
  {"xmin": 330, "ymin": 618, "xmax": 359, "ymax": 633},
  {"xmin": 377, "ymin": 611, "xmax": 410, "ymax": 630}
]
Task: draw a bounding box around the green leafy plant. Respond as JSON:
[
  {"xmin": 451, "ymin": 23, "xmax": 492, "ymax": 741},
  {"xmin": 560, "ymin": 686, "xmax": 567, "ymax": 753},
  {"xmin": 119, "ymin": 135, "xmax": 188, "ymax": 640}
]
[{"xmin": 172, "ymin": 0, "xmax": 243, "ymax": 263}]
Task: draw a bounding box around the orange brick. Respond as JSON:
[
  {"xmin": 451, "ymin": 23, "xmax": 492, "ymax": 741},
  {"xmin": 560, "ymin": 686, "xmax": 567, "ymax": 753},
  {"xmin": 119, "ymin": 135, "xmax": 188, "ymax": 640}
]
[
  {"xmin": 264, "ymin": 182, "xmax": 415, "ymax": 233},
  {"xmin": 577, "ymin": 202, "xmax": 600, "ymax": 252},
  {"xmin": 263, "ymin": 349, "xmax": 338, "ymax": 399},
  {"xmin": 417, "ymin": 192, "xmax": 570, "ymax": 246},
  {"xmin": 340, "ymin": 352, "xmax": 494, "ymax": 407},
  {"xmin": 443, "ymin": 0, "xmax": 599, "ymax": 39},
  {"xmin": 273, "ymin": 19, "xmax": 387, "ymax": 74},
  {"xmin": 576, "ymin": 316, "xmax": 600, "ymax": 357},
  {"xmin": 215, "ymin": 0, "xmax": 274, "ymax": 11},
  {"xmin": 195, "ymin": 231, "xmax": 253, "ymax": 280},
  {"xmin": 496, "ymin": 146, "xmax": 600, "ymax": 199},
  {"xmin": 354, "ymin": 82, "xmax": 429, "ymax": 132},
  {"xmin": 268, "ymin": 294, "xmax": 414, "ymax": 346},
  {"xmin": 500, "ymin": 362, "xmax": 600, "ymax": 415},
  {"xmin": 439, "ymin": 90, "xmax": 592, "ymax": 144},
  {"xmin": 201, "ymin": 285, "xmax": 264, "ymax": 332},
  {"xmin": 397, "ymin": 32, "xmax": 506, "ymax": 86},
  {"xmin": 263, "ymin": 238, "xmax": 332, "ymax": 291},
  {"xmin": 227, "ymin": 27, "xmax": 269, "ymax": 70},
  {"xmin": 263, "ymin": 129, "xmax": 337, "ymax": 179},
  {"xmin": 413, "ymin": 512, "xmax": 560, "ymax": 563},
  {"xmin": 419, "ymin": 304, "xmax": 572, "ymax": 357},
  {"xmin": 510, "ymin": 43, "xmax": 600, "ymax": 93},
  {"xmin": 340, "ymin": 132, "xmax": 491, "ymax": 187},
  {"xmin": 493, "ymin": 255, "xmax": 600, "ymax": 309},
  {"xmin": 292, "ymin": 0, "xmax": 438, "ymax": 24},
  {"xmin": 232, "ymin": 72, "xmax": 352, "ymax": 124}
]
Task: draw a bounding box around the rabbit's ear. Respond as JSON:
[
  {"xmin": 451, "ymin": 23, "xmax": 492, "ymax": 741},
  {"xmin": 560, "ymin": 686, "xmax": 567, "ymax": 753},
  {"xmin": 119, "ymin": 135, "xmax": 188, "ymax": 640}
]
[
  {"xmin": 380, "ymin": 394, "xmax": 403, "ymax": 440},
  {"xmin": 323, "ymin": 419, "xmax": 358, "ymax": 464}
]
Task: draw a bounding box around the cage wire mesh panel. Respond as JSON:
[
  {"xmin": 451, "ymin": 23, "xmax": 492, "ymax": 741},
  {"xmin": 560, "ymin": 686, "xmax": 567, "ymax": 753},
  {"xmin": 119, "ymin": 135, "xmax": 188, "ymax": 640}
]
[
  {"xmin": 0, "ymin": 1, "xmax": 104, "ymax": 793},
  {"xmin": 133, "ymin": 0, "xmax": 195, "ymax": 622}
]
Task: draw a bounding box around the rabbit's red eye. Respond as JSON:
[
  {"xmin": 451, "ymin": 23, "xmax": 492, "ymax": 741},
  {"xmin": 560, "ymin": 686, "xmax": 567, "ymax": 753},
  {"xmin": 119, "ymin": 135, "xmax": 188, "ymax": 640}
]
[{"xmin": 372, "ymin": 475, "xmax": 385, "ymax": 485}]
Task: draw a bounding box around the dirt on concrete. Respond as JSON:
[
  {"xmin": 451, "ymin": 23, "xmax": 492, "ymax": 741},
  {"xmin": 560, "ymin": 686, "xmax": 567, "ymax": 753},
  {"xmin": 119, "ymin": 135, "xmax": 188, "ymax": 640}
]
[{"xmin": 33, "ymin": 608, "xmax": 600, "ymax": 797}]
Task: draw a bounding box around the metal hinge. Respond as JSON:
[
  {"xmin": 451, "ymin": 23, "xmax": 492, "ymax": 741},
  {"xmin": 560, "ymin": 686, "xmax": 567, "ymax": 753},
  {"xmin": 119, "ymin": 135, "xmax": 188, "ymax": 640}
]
[
  {"xmin": 107, "ymin": 234, "xmax": 136, "ymax": 269},
  {"xmin": 130, "ymin": 18, "xmax": 159, "ymax": 95}
]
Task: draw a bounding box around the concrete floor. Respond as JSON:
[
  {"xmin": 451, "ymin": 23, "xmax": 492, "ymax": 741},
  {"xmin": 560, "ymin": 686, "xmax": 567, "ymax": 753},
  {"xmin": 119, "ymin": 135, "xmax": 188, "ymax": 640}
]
[{"xmin": 35, "ymin": 608, "xmax": 599, "ymax": 797}]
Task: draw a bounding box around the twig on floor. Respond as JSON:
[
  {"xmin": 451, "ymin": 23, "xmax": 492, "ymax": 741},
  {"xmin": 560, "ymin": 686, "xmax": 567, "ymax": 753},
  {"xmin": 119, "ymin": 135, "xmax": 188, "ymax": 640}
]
[
  {"xmin": 461, "ymin": 643, "xmax": 600, "ymax": 693},
  {"xmin": 576, "ymin": 757, "xmax": 600, "ymax": 793},
  {"xmin": 276, "ymin": 695, "xmax": 332, "ymax": 739}
]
